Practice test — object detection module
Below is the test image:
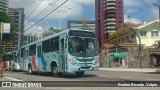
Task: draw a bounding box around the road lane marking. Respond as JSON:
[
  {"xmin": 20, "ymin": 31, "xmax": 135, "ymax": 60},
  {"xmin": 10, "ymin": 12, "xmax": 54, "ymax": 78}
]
[{"xmin": 4, "ymin": 77, "xmax": 23, "ymax": 81}]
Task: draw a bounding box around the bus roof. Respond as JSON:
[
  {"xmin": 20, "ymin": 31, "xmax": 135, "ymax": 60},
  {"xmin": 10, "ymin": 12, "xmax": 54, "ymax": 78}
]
[{"xmin": 21, "ymin": 29, "xmax": 95, "ymax": 48}]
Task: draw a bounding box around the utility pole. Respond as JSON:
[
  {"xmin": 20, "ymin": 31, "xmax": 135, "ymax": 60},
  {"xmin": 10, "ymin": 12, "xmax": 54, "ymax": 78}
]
[
  {"xmin": 0, "ymin": 22, "xmax": 3, "ymax": 62},
  {"xmin": 153, "ymin": 3, "xmax": 160, "ymax": 21}
]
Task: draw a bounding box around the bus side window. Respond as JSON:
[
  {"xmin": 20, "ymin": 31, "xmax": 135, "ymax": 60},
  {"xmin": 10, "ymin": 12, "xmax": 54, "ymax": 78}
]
[
  {"xmin": 21, "ymin": 48, "xmax": 24, "ymax": 58},
  {"xmin": 50, "ymin": 37, "xmax": 59, "ymax": 52},
  {"xmin": 29, "ymin": 44, "xmax": 36, "ymax": 56},
  {"xmin": 42, "ymin": 39, "xmax": 50, "ymax": 53}
]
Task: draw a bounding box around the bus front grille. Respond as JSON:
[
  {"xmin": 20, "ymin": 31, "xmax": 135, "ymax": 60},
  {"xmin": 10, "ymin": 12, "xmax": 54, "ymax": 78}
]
[
  {"xmin": 81, "ymin": 66, "xmax": 92, "ymax": 69},
  {"xmin": 77, "ymin": 59, "xmax": 93, "ymax": 62}
]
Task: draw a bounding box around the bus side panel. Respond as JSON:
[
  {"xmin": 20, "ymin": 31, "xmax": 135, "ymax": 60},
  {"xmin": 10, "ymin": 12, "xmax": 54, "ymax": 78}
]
[
  {"xmin": 46, "ymin": 52, "xmax": 59, "ymax": 72},
  {"xmin": 39, "ymin": 53, "xmax": 49, "ymax": 72},
  {"xmin": 30, "ymin": 55, "xmax": 40, "ymax": 71}
]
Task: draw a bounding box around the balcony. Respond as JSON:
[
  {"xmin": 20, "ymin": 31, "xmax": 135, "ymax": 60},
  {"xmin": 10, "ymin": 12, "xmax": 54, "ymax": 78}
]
[
  {"xmin": 105, "ymin": 7, "xmax": 116, "ymax": 11},
  {"xmin": 106, "ymin": 3, "xmax": 116, "ymax": 6},
  {"xmin": 106, "ymin": 0, "xmax": 116, "ymax": 2},
  {"xmin": 107, "ymin": 7, "xmax": 116, "ymax": 9},
  {"xmin": 107, "ymin": 18, "xmax": 116, "ymax": 21},
  {"xmin": 107, "ymin": 22, "xmax": 116, "ymax": 25}
]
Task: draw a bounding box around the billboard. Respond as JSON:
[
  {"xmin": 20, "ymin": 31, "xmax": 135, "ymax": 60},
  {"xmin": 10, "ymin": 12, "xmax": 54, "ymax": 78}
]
[
  {"xmin": 0, "ymin": 22, "xmax": 11, "ymax": 34},
  {"xmin": 3, "ymin": 23, "xmax": 11, "ymax": 34}
]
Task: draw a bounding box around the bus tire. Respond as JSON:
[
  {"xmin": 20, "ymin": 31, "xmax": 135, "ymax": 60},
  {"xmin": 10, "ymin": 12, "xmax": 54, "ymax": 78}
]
[
  {"xmin": 51, "ymin": 65, "xmax": 59, "ymax": 77},
  {"xmin": 75, "ymin": 71, "xmax": 85, "ymax": 77},
  {"xmin": 28, "ymin": 65, "xmax": 33, "ymax": 74}
]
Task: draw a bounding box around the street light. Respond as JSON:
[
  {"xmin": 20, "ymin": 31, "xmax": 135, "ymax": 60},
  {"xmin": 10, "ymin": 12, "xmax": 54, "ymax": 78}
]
[
  {"xmin": 0, "ymin": 22, "xmax": 4, "ymax": 65},
  {"xmin": 127, "ymin": 15, "xmax": 142, "ymax": 68},
  {"xmin": 58, "ymin": 7, "xmax": 72, "ymax": 29},
  {"xmin": 153, "ymin": 3, "xmax": 160, "ymax": 21}
]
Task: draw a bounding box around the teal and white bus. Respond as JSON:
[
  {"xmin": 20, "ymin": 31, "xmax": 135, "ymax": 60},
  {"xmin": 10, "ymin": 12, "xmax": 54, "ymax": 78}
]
[
  {"xmin": 20, "ymin": 30, "xmax": 99, "ymax": 76},
  {"xmin": 3, "ymin": 50, "xmax": 21, "ymax": 71}
]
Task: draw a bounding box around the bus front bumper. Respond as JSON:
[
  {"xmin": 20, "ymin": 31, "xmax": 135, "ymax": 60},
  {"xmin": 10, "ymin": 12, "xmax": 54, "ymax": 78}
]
[{"xmin": 68, "ymin": 64, "xmax": 99, "ymax": 72}]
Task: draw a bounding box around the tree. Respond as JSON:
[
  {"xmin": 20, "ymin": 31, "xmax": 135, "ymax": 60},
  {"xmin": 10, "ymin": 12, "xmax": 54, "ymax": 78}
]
[
  {"xmin": 0, "ymin": 11, "xmax": 15, "ymax": 42},
  {"xmin": 80, "ymin": 23, "xmax": 91, "ymax": 30},
  {"xmin": 48, "ymin": 27, "xmax": 62, "ymax": 33}
]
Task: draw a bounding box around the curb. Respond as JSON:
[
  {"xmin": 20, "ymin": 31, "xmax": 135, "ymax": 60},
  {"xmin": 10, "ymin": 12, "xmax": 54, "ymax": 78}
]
[{"xmin": 99, "ymin": 68, "xmax": 160, "ymax": 72}]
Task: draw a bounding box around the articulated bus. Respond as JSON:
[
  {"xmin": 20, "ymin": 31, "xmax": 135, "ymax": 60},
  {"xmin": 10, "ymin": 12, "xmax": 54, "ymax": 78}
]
[
  {"xmin": 20, "ymin": 30, "xmax": 99, "ymax": 76},
  {"xmin": 3, "ymin": 50, "xmax": 21, "ymax": 71}
]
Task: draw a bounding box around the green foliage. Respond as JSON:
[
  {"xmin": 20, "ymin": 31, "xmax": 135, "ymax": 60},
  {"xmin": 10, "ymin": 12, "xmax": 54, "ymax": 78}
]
[
  {"xmin": 116, "ymin": 23, "xmax": 130, "ymax": 33},
  {"xmin": 80, "ymin": 23, "xmax": 91, "ymax": 30},
  {"xmin": 48, "ymin": 27, "xmax": 62, "ymax": 33},
  {"xmin": 109, "ymin": 32, "xmax": 119, "ymax": 39},
  {"xmin": 109, "ymin": 23, "xmax": 132, "ymax": 39},
  {"xmin": 0, "ymin": 11, "xmax": 11, "ymax": 22},
  {"xmin": 0, "ymin": 11, "xmax": 15, "ymax": 42}
]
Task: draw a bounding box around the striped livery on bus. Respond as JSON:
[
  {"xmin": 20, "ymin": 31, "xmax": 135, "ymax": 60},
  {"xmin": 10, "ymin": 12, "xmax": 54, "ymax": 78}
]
[{"xmin": 20, "ymin": 30, "xmax": 99, "ymax": 76}]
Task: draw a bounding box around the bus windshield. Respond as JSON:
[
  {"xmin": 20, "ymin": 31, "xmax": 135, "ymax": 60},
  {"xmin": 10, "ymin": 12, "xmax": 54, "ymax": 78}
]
[{"xmin": 68, "ymin": 36, "xmax": 98, "ymax": 57}]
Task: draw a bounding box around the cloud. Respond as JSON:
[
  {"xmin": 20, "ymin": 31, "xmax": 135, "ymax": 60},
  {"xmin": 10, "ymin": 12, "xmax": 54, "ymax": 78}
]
[
  {"xmin": 9, "ymin": 0, "xmax": 95, "ymax": 35},
  {"xmin": 124, "ymin": 0, "xmax": 142, "ymax": 7},
  {"xmin": 126, "ymin": 9, "xmax": 138, "ymax": 14},
  {"xmin": 143, "ymin": 0, "xmax": 159, "ymax": 6},
  {"xmin": 124, "ymin": 14, "xmax": 142, "ymax": 24},
  {"xmin": 24, "ymin": 20, "xmax": 51, "ymax": 36},
  {"xmin": 150, "ymin": 7, "xmax": 159, "ymax": 18},
  {"xmin": 9, "ymin": 0, "xmax": 94, "ymax": 19}
]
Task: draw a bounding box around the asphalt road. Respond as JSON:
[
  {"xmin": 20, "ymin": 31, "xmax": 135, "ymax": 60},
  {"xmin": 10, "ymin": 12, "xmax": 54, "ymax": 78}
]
[
  {"xmin": 0, "ymin": 70, "xmax": 160, "ymax": 90},
  {"xmin": 1, "ymin": 70, "xmax": 160, "ymax": 81}
]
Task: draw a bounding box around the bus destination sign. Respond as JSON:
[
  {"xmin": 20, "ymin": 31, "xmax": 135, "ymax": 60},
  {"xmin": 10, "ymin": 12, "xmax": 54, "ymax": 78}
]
[{"xmin": 69, "ymin": 30, "xmax": 96, "ymax": 37}]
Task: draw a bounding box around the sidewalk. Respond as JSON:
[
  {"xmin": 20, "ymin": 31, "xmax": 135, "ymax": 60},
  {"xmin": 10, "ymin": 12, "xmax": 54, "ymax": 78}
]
[{"xmin": 100, "ymin": 67, "xmax": 160, "ymax": 72}]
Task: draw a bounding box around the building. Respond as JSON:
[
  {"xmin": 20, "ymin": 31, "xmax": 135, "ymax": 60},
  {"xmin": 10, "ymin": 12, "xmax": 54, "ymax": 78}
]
[
  {"xmin": 66, "ymin": 18, "xmax": 95, "ymax": 32},
  {"xmin": 101, "ymin": 19, "xmax": 160, "ymax": 68},
  {"xmin": 0, "ymin": 0, "xmax": 8, "ymax": 13},
  {"xmin": 8, "ymin": 8, "xmax": 25, "ymax": 49},
  {"xmin": 24, "ymin": 35, "xmax": 38, "ymax": 45},
  {"xmin": 107, "ymin": 19, "xmax": 160, "ymax": 47},
  {"xmin": 95, "ymin": 0, "xmax": 124, "ymax": 48}
]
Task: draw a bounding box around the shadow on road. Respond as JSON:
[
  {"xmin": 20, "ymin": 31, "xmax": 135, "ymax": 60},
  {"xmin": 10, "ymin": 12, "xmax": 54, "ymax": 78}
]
[{"xmin": 21, "ymin": 72, "xmax": 97, "ymax": 78}]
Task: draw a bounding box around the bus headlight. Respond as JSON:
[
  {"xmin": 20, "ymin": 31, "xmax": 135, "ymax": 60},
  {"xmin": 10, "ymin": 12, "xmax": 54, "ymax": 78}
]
[{"xmin": 69, "ymin": 59, "xmax": 78, "ymax": 66}]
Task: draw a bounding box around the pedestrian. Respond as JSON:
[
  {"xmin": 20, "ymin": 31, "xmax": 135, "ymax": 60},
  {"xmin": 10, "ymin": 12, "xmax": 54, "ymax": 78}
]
[{"xmin": 0, "ymin": 62, "xmax": 4, "ymax": 77}]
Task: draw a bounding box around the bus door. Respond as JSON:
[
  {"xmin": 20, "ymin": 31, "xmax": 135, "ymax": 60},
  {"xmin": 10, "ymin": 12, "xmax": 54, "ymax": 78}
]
[
  {"xmin": 59, "ymin": 35, "xmax": 66, "ymax": 72},
  {"xmin": 23, "ymin": 49, "xmax": 26, "ymax": 70},
  {"xmin": 36, "ymin": 44, "xmax": 42, "ymax": 71},
  {"xmin": 23, "ymin": 48, "xmax": 29, "ymax": 71}
]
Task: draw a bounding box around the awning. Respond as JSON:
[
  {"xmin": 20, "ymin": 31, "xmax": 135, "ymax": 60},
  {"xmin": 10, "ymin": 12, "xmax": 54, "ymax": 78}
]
[{"xmin": 114, "ymin": 53, "xmax": 126, "ymax": 58}]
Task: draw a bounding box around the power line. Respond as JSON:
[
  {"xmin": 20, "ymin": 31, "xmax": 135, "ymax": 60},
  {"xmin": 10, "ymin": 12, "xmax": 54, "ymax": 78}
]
[
  {"xmin": 25, "ymin": 0, "xmax": 44, "ymax": 20},
  {"xmin": 24, "ymin": 0, "xmax": 68, "ymax": 32},
  {"xmin": 28, "ymin": 0, "xmax": 62, "ymax": 27},
  {"xmin": 25, "ymin": 0, "xmax": 58, "ymax": 27}
]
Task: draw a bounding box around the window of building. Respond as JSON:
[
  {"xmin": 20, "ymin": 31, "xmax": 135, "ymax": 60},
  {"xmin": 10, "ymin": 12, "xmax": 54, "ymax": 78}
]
[
  {"xmin": 151, "ymin": 31, "xmax": 159, "ymax": 37},
  {"xmin": 119, "ymin": 21, "xmax": 122, "ymax": 23},
  {"xmin": 118, "ymin": 2, "xmax": 121, "ymax": 4},
  {"xmin": 126, "ymin": 36, "xmax": 129, "ymax": 40},
  {"xmin": 140, "ymin": 31, "xmax": 147, "ymax": 36},
  {"xmin": 118, "ymin": 6, "xmax": 122, "ymax": 8},
  {"xmin": 122, "ymin": 38, "xmax": 124, "ymax": 42},
  {"xmin": 118, "ymin": 39, "xmax": 121, "ymax": 43},
  {"xmin": 131, "ymin": 35, "xmax": 134, "ymax": 38}
]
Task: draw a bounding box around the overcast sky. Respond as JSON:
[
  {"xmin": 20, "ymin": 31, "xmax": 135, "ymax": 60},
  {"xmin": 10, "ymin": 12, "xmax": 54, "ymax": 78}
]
[{"xmin": 9, "ymin": 0, "xmax": 160, "ymax": 35}]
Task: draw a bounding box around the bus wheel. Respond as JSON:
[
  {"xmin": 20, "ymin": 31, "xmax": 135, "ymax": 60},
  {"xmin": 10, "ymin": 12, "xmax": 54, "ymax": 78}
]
[
  {"xmin": 75, "ymin": 71, "xmax": 85, "ymax": 77},
  {"xmin": 51, "ymin": 66, "xmax": 59, "ymax": 77},
  {"xmin": 28, "ymin": 65, "xmax": 33, "ymax": 74}
]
